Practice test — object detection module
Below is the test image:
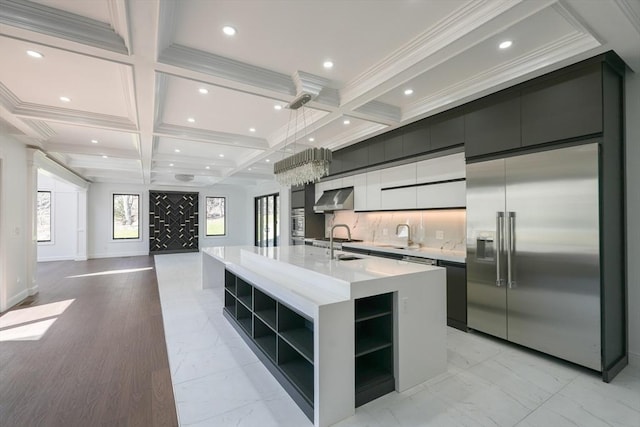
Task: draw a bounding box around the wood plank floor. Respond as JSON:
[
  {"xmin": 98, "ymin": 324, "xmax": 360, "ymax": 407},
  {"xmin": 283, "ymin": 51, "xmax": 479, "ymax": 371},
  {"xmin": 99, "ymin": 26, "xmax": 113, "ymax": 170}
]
[{"xmin": 0, "ymin": 256, "xmax": 178, "ymax": 427}]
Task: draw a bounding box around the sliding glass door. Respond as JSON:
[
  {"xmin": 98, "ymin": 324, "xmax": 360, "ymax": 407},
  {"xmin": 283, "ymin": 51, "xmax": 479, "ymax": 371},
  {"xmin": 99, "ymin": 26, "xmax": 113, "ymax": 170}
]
[{"xmin": 255, "ymin": 193, "xmax": 279, "ymax": 247}]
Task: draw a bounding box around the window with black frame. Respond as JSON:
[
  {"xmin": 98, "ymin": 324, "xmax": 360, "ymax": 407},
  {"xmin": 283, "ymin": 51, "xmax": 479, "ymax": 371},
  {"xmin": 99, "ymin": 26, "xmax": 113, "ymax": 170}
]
[
  {"xmin": 206, "ymin": 196, "xmax": 226, "ymax": 236},
  {"xmin": 255, "ymin": 193, "xmax": 279, "ymax": 247},
  {"xmin": 112, "ymin": 193, "xmax": 140, "ymax": 240}
]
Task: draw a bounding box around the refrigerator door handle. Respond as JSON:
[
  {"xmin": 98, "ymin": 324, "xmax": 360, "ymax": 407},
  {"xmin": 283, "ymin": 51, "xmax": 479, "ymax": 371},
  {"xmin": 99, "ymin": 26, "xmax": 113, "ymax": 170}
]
[
  {"xmin": 507, "ymin": 211, "xmax": 517, "ymax": 288},
  {"xmin": 496, "ymin": 212, "xmax": 505, "ymax": 287}
]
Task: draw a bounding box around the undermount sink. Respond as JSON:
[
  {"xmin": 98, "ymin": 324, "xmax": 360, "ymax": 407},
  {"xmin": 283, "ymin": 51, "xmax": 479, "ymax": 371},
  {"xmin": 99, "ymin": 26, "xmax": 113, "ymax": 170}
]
[
  {"xmin": 374, "ymin": 244, "xmax": 418, "ymax": 250},
  {"xmin": 336, "ymin": 254, "xmax": 363, "ymax": 261}
]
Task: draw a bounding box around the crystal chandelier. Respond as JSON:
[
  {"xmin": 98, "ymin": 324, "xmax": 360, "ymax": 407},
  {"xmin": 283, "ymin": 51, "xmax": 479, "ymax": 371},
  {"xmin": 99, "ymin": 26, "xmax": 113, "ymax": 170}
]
[{"xmin": 274, "ymin": 93, "xmax": 331, "ymax": 187}]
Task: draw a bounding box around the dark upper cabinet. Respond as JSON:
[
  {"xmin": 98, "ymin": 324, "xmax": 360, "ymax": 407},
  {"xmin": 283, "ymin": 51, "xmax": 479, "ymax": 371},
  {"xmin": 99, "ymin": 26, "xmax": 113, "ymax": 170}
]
[
  {"xmin": 465, "ymin": 94, "xmax": 521, "ymax": 158},
  {"xmin": 368, "ymin": 135, "xmax": 385, "ymax": 166},
  {"xmin": 430, "ymin": 114, "xmax": 464, "ymax": 150},
  {"xmin": 328, "ymin": 152, "xmax": 343, "ymax": 175},
  {"xmin": 403, "ymin": 121, "xmax": 430, "ymax": 157},
  {"xmin": 290, "ymin": 189, "xmax": 305, "ymax": 208},
  {"xmin": 521, "ymin": 64, "xmax": 603, "ymax": 147},
  {"xmin": 384, "ymin": 129, "xmax": 404, "ymax": 162}
]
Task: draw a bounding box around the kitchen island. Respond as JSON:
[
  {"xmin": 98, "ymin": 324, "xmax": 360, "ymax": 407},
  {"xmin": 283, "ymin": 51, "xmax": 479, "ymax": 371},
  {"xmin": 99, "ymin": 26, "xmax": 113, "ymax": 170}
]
[{"xmin": 202, "ymin": 245, "xmax": 446, "ymax": 427}]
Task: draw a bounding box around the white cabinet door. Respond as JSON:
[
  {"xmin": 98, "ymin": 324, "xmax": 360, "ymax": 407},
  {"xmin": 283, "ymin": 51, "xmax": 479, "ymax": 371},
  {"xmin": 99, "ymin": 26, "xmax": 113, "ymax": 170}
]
[
  {"xmin": 341, "ymin": 175, "xmax": 355, "ymax": 188},
  {"xmin": 379, "ymin": 164, "xmax": 416, "ymax": 210},
  {"xmin": 416, "ymin": 180, "xmax": 466, "ymax": 208},
  {"xmin": 366, "ymin": 170, "xmax": 381, "ymax": 210},
  {"xmin": 416, "ymin": 152, "xmax": 465, "ymax": 183},
  {"xmin": 379, "ymin": 164, "xmax": 416, "ymax": 188},
  {"xmin": 381, "ymin": 187, "xmax": 416, "ymax": 210},
  {"xmin": 353, "ymin": 173, "xmax": 367, "ymax": 211}
]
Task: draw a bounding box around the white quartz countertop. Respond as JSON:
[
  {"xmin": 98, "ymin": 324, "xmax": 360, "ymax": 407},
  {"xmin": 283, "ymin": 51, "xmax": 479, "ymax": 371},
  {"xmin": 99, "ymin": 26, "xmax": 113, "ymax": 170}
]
[
  {"xmin": 203, "ymin": 245, "xmax": 443, "ymax": 314},
  {"xmin": 341, "ymin": 241, "xmax": 466, "ymax": 263}
]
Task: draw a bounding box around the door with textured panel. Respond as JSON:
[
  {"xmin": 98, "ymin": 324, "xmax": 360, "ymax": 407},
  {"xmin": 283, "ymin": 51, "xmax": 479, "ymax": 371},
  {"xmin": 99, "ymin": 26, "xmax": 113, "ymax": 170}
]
[{"xmin": 149, "ymin": 191, "xmax": 199, "ymax": 254}]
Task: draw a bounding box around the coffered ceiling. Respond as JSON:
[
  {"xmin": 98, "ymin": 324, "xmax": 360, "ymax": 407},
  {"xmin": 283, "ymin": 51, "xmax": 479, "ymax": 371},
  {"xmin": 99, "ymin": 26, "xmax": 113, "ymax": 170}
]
[{"xmin": 1, "ymin": 0, "xmax": 639, "ymax": 187}]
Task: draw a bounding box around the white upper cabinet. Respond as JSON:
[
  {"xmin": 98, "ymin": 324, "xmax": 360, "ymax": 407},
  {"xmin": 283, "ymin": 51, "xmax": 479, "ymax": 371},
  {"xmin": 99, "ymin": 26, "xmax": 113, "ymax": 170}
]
[
  {"xmin": 416, "ymin": 152, "xmax": 465, "ymax": 183},
  {"xmin": 380, "ymin": 164, "xmax": 417, "ymax": 210},
  {"xmin": 353, "ymin": 173, "xmax": 367, "ymax": 211},
  {"xmin": 365, "ymin": 170, "xmax": 382, "ymax": 211}
]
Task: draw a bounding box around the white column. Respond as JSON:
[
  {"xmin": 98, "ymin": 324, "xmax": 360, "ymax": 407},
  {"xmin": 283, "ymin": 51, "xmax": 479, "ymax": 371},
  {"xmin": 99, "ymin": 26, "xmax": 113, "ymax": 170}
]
[
  {"xmin": 26, "ymin": 149, "xmax": 39, "ymax": 296},
  {"xmin": 75, "ymin": 188, "xmax": 88, "ymax": 261}
]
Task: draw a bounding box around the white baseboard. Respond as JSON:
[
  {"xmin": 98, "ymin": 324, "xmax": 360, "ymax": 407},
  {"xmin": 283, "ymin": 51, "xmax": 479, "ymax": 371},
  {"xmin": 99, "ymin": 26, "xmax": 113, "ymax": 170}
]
[
  {"xmin": 629, "ymin": 351, "xmax": 640, "ymax": 368},
  {"xmin": 37, "ymin": 255, "xmax": 76, "ymax": 262},
  {"xmin": 5, "ymin": 289, "xmax": 29, "ymax": 311},
  {"xmin": 88, "ymin": 250, "xmax": 149, "ymax": 259},
  {"xmin": 28, "ymin": 285, "xmax": 39, "ymax": 296}
]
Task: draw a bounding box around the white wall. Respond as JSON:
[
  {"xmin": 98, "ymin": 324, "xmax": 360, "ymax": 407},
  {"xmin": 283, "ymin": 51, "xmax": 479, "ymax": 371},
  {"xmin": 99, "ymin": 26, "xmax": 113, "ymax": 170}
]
[
  {"xmin": 625, "ymin": 70, "xmax": 640, "ymax": 367},
  {"xmin": 88, "ymin": 182, "xmax": 252, "ymax": 258},
  {"xmin": 0, "ymin": 135, "xmax": 29, "ymax": 311},
  {"xmin": 37, "ymin": 172, "xmax": 79, "ymax": 262}
]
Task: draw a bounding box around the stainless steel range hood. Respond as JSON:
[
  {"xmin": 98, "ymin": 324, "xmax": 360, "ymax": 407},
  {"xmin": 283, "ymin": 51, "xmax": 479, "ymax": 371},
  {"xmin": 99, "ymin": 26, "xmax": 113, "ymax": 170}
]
[{"xmin": 313, "ymin": 187, "xmax": 354, "ymax": 212}]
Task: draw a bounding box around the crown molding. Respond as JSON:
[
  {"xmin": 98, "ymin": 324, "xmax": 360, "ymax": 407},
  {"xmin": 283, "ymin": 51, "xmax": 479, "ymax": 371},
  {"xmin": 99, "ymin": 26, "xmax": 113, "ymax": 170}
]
[
  {"xmin": 292, "ymin": 71, "xmax": 331, "ymax": 98},
  {"xmin": 154, "ymin": 122, "xmax": 269, "ymax": 150},
  {"xmin": 615, "ymin": 0, "xmax": 640, "ymax": 35},
  {"xmin": 403, "ymin": 31, "xmax": 599, "ymax": 121},
  {"xmin": 152, "ymin": 152, "xmax": 236, "ymax": 168},
  {"xmin": 157, "ymin": 0, "xmax": 177, "ymax": 53},
  {"xmin": 0, "ymin": 0, "xmax": 128, "ymax": 54},
  {"xmin": 13, "ymin": 102, "xmax": 138, "ymax": 131},
  {"xmin": 119, "ymin": 64, "xmax": 138, "ymax": 125},
  {"xmin": 158, "ymin": 44, "xmax": 296, "ymax": 96},
  {"xmin": 354, "ymin": 100, "xmax": 401, "ymax": 123},
  {"xmin": 314, "ymin": 87, "xmax": 340, "ymax": 108},
  {"xmin": 108, "ymin": 0, "xmax": 131, "ymax": 53},
  {"xmin": 154, "ymin": 72, "xmax": 169, "ymax": 125},
  {"xmin": 45, "ymin": 142, "xmax": 138, "ymax": 159},
  {"xmin": 20, "ymin": 118, "xmax": 56, "ymax": 139},
  {"xmin": 31, "ymin": 149, "xmax": 90, "ymax": 188},
  {"xmin": 341, "ymin": 0, "xmax": 523, "ymax": 106},
  {"xmin": 324, "ymin": 122, "xmax": 387, "ymax": 151}
]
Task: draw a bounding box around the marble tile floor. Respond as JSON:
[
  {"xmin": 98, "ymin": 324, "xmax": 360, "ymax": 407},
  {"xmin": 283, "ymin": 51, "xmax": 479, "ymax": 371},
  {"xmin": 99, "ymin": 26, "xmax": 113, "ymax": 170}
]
[{"xmin": 154, "ymin": 253, "xmax": 640, "ymax": 427}]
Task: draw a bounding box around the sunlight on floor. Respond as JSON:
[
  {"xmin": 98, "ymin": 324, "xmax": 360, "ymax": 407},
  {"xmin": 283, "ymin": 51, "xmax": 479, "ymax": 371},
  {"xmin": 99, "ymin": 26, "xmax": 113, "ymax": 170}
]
[
  {"xmin": 0, "ymin": 298, "xmax": 75, "ymax": 329},
  {"xmin": 0, "ymin": 318, "xmax": 57, "ymax": 341},
  {"xmin": 0, "ymin": 298, "xmax": 76, "ymax": 342},
  {"xmin": 66, "ymin": 266, "xmax": 154, "ymax": 278}
]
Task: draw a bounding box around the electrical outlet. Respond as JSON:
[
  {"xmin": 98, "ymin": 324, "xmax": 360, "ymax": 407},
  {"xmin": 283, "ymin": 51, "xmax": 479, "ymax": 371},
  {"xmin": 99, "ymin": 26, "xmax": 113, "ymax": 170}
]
[{"xmin": 436, "ymin": 230, "xmax": 444, "ymax": 240}]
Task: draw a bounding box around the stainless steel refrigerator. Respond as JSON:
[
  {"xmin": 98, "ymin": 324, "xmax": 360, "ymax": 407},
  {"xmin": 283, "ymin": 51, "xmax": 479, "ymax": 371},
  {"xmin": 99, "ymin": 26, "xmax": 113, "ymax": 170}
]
[{"xmin": 466, "ymin": 143, "xmax": 602, "ymax": 371}]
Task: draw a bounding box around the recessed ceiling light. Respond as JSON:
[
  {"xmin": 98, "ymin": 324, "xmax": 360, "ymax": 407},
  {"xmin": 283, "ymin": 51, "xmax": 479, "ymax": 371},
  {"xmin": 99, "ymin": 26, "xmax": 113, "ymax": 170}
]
[
  {"xmin": 266, "ymin": 159, "xmax": 270, "ymax": 162},
  {"xmin": 205, "ymin": 166, "xmax": 210, "ymax": 170},
  {"xmin": 198, "ymin": 88, "xmax": 209, "ymax": 94},
  {"xmin": 249, "ymin": 127, "xmax": 256, "ymax": 132},
  {"xmin": 26, "ymin": 50, "xmax": 43, "ymax": 59},
  {"xmin": 222, "ymin": 26, "xmax": 237, "ymax": 36},
  {"xmin": 59, "ymin": 96, "xmax": 71, "ymax": 102},
  {"xmin": 343, "ymin": 119, "xmax": 351, "ymax": 125},
  {"xmin": 169, "ymin": 163, "xmax": 174, "ymax": 166},
  {"xmin": 102, "ymin": 155, "xmax": 108, "ymax": 159},
  {"xmin": 91, "ymin": 139, "xmax": 98, "ymax": 144},
  {"xmin": 174, "ymin": 149, "xmax": 180, "ymax": 153},
  {"xmin": 274, "ymin": 104, "xmax": 282, "ymax": 110},
  {"xmin": 323, "ymin": 60, "xmax": 334, "ymax": 69},
  {"xmin": 219, "ymin": 154, "xmax": 224, "ymax": 158},
  {"xmin": 187, "ymin": 117, "xmax": 195, "ymax": 123},
  {"xmin": 308, "ymin": 137, "xmax": 315, "ymax": 142},
  {"xmin": 499, "ymin": 40, "xmax": 513, "ymax": 49},
  {"xmin": 404, "ymin": 88, "xmax": 414, "ymax": 96}
]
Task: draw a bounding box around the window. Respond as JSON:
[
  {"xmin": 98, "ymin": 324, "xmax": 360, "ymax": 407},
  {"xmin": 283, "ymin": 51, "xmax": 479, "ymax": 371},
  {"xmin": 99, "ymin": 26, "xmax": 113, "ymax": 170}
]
[
  {"xmin": 255, "ymin": 193, "xmax": 279, "ymax": 247},
  {"xmin": 37, "ymin": 191, "xmax": 51, "ymax": 242},
  {"xmin": 113, "ymin": 194, "xmax": 140, "ymax": 240},
  {"xmin": 206, "ymin": 196, "xmax": 226, "ymax": 236}
]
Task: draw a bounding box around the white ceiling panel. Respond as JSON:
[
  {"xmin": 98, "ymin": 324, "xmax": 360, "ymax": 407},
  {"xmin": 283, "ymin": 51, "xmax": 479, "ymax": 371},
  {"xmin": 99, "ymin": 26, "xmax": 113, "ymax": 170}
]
[{"xmin": 0, "ymin": 0, "xmax": 637, "ymax": 187}]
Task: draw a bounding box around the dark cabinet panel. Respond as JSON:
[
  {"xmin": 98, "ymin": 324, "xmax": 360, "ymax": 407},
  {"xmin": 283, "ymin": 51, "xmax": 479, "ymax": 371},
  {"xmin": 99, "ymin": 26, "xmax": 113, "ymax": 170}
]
[
  {"xmin": 342, "ymin": 144, "xmax": 368, "ymax": 172},
  {"xmin": 368, "ymin": 136, "xmax": 385, "ymax": 166},
  {"xmin": 440, "ymin": 261, "xmax": 466, "ymax": 331},
  {"xmin": 328, "ymin": 154, "xmax": 343, "ymax": 175},
  {"xmin": 521, "ymin": 65, "xmax": 603, "ymax": 147},
  {"xmin": 291, "ymin": 190, "xmax": 304, "ymax": 208},
  {"xmin": 402, "ymin": 122, "xmax": 430, "ymax": 157},
  {"xmin": 465, "ymin": 95, "xmax": 521, "ymax": 158},
  {"xmin": 384, "ymin": 130, "xmax": 404, "ymax": 162},
  {"xmin": 430, "ymin": 114, "xmax": 464, "ymax": 150}
]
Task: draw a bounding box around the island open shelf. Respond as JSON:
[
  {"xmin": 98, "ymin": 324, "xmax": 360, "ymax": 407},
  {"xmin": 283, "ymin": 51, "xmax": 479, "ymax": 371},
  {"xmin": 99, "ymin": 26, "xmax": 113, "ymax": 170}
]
[{"xmin": 204, "ymin": 245, "xmax": 447, "ymax": 427}]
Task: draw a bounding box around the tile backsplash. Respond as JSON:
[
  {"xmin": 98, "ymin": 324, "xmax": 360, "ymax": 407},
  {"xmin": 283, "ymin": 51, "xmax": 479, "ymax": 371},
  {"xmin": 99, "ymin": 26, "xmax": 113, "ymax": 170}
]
[{"xmin": 325, "ymin": 209, "xmax": 466, "ymax": 251}]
